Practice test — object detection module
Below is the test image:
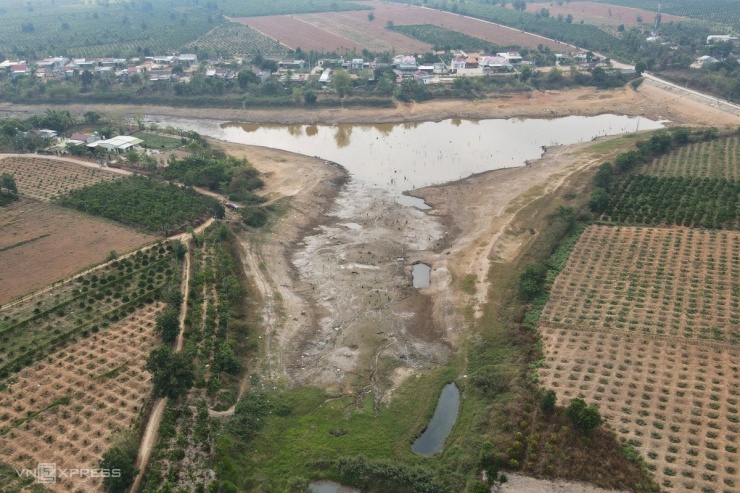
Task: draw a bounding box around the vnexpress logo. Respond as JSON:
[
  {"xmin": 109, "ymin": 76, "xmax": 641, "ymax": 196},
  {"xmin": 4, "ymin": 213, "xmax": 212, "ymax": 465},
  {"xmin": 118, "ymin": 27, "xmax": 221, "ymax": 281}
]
[{"xmin": 37, "ymin": 463, "xmax": 57, "ymax": 484}]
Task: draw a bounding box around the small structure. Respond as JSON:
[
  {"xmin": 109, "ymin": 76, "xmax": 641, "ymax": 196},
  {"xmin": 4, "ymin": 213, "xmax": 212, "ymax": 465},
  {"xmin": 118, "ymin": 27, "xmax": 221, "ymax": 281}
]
[
  {"xmin": 319, "ymin": 68, "xmax": 332, "ymax": 84},
  {"xmin": 177, "ymin": 54, "xmax": 198, "ymax": 66},
  {"xmin": 497, "ymin": 52, "xmax": 523, "ymax": 65},
  {"xmin": 450, "ymin": 56, "xmax": 466, "ymax": 71},
  {"xmin": 691, "ymin": 55, "xmax": 720, "ymax": 69},
  {"xmin": 278, "ymin": 59, "xmax": 305, "ymax": 70},
  {"xmin": 707, "ymin": 35, "xmax": 739, "ymax": 44},
  {"xmin": 393, "ymin": 55, "xmax": 418, "ymax": 72},
  {"xmin": 88, "ymin": 136, "xmax": 143, "ymax": 153},
  {"xmin": 480, "ymin": 56, "xmax": 513, "ymax": 73},
  {"xmin": 11, "ymin": 64, "xmax": 28, "ymax": 77},
  {"xmin": 349, "ymin": 58, "xmax": 364, "ymax": 70}
]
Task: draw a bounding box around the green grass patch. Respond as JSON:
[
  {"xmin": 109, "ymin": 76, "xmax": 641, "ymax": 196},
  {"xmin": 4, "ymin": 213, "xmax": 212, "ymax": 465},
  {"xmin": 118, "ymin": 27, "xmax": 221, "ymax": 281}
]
[
  {"xmin": 460, "ymin": 274, "xmax": 477, "ymax": 295},
  {"xmin": 135, "ymin": 132, "xmax": 184, "ymax": 150}
]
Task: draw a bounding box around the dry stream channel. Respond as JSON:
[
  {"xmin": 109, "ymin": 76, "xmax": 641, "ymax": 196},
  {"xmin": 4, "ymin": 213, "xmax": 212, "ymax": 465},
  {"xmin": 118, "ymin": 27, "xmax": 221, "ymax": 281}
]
[{"xmin": 152, "ymin": 115, "xmax": 663, "ymax": 452}]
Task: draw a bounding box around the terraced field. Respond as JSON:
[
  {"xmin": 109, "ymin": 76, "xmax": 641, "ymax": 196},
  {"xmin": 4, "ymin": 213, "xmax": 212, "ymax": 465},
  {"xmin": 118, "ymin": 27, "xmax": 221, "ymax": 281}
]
[
  {"xmin": 638, "ymin": 137, "xmax": 740, "ymax": 179},
  {"xmin": 539, "ymin": 225, "xmax": 740, "ymax": 492},
  {"xmin": 0, "ymin": 157, "xmax": 120, "ymax": 202}
]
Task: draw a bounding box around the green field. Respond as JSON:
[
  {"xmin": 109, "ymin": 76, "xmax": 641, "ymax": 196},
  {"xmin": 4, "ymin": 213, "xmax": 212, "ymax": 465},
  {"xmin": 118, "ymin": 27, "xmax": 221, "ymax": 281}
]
[
  {"xmin": 55, "ymin": 175, "xmax": 224, "ymax": 235},
  {"xmin": 0, "ymin": 0, "xmax": 218, "ymax": 59},
  {"xmin": 188, "ymin": 22, "xmax": 289, "ymax": 57},
  {"xmin": 391, "ymin": 24, "xmax": 514, "ymax": 52},
  {"xmin": 638, "ymin": 136, "xmax": 740, "ymax": 179},
  {"xmin": 216, "ymin": 0, "xmax": 369, "ymax": 17},
  {"xmin": 135, "ymin": 132, "xmax": 184, "ymax": 151}
]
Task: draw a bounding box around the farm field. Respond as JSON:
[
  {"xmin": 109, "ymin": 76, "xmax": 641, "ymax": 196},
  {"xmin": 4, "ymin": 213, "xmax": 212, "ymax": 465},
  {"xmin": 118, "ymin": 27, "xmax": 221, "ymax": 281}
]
[
  {"xmin": 0, "ymin": 303, "xmax": 164, "ymax": 493},
  {"xmin": 0, "ymin": 0, "xmax": 216, "ymax": 59},
  {"xmin": 188, "ymin": 22, "xmax": 289, "ymax": 58},
  {"xmin": 216, "ymin": 0, "xmax": 369, "ymax": 17},
  {"xmin": 337, "ymin": 1, "xmax": 564, "ymax": 50},
  {"xmin": 503, "ymin": 1, "xmax": 688, "ymax": 28},
  {"xmin": 538, "ymin": 327, "xmax": 740, "ymax": 493},
  {"xmin": 524, "ymin": 0, "xmax": 740, "ymax": 27},
  {"xmin": 0, "ymin": 242, "xmax": 182, "ymax": 377},
  {"xmin": 538, "ymin": 224, "xmax": 740, "ymax": 491},
  {"xmin": 233, "ymin": 16, "xmax": 366, "ymax": 53},
  {"xmin": 0, "ymin": 157, "xmax": 120, "ymax": 202},
  {"xmin": 391, "ymin": 24, "xmax": 513, "ymax": 52},
  {"xmin": 0, "ymin": 198, "xmax": 155, "ymax": 305},
  {"xmin": 236, "ymin": 0, "xmax": 563, "ymax": 54},
  {"xmin": 541, "ymin": 226, "xmax": 740, "ymax": 344},
  {"xmin": 638, "ymin": 136, "xmax": 740, "ymax": 179}
]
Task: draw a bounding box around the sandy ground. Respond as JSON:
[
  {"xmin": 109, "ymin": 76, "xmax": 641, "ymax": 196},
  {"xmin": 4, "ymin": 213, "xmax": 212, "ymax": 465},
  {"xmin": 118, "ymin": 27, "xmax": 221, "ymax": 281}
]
[
  {"xmin": 2, "ymin": 83, "xmax": 738, "ymax": 128},
  {"xmin": 500, "ymin": 473, "xmax": 628, "ymax": 493}
]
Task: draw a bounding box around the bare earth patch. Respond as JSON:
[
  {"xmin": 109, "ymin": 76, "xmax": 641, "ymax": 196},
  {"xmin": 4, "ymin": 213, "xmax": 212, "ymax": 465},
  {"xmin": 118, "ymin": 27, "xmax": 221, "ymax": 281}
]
[{"xmin": 0, "ymin": 198, "xmax": 155, "ymax": 305}]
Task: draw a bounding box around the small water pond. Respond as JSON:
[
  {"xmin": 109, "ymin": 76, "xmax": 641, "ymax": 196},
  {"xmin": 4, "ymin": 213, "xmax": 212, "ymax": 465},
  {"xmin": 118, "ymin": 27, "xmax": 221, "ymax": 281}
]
[
  {"xmin": 411, "ymin": 382, "xmax": 461, "ymax": 456},
  {"xmin": 412, "ymin": 263, "xmax": 431, "ymax": 288}
]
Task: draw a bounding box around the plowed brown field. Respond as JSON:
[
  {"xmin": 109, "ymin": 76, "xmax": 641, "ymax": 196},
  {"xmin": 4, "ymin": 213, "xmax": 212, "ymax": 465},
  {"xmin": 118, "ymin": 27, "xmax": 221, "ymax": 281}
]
[
  {"xmin": 506, "ymin": 2, "xmax": 688, "ymax": 28},
  {"xmin": 235, "ymin": 0, "xmax": 564, "ymax": 54},
  {"xmin": 0, "ymin": 198, "xmax": 155, "ymax": 304},
  {"xmin": 539, "ymin": 225, "xmax": 740, "ymax": 492}
]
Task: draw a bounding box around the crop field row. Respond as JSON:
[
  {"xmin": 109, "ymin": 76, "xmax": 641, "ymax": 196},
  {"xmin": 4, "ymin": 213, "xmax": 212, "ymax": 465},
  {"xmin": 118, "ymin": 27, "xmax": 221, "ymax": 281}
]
[
  {"xmin": 504, "ymin": 1, "xmax": 688, "ymax": 28},
  {"xmin": 352, "ymin": 1, "xmax": 563, "ymax": 50},
  {"xmin": 0, "ymin": 157, "xmax": 120, "ymax": 202},
  {"xmin": 235, "ymin": 15, "xmax": 366, "ymax": 53},
  {"xmin": 539, "ymin": 327, "xmax": 740, "ymax": 493},
  {"xmin": 638, "ymin": 137, "xmax": 740, "ymax": 180},
  {"xmin": 530, "ymin": 0, "xmax": 740, "ymax": 26},
  {"xmin": 188, "ymin": 22, "xmax": 289, "ymax": 57},
  {"xmin": 391, "ymin": 24, "xmax": 512, "ymax": 52},
  {"xmin": 0, "ymin": 0, "xmax": 216, "ymax": 59},
  {"xmin": 603, "ymin": 175, "xmax": 740, "ymax": 230},
  {"xmin": 216, "ymin": 0, "xmax": 369, "ymax": 17},
  {"xmin": 299, "ymin": 12, "xmax": 431, "ymax": 53},
  {"xmin": 0, "ymin": 303, "xmax": 163, "ymax": 493},
  {"xmin": 0, "ymin": 198, "xmax": 156, "ymax": 305},
  {"xmin": 0, "ymin": 243, "xmax": 182, "ymax": 378},
  {"xmin": 542, "ymin": 226, "xmax": 740, "ymax": 344}
]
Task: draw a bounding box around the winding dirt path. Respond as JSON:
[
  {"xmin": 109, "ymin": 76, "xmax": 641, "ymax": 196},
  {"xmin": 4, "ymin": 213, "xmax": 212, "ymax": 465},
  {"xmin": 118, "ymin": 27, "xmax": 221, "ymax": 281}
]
[{"xmin": 130, "ymin": 242, "xmax": 192, "ymax": 492}]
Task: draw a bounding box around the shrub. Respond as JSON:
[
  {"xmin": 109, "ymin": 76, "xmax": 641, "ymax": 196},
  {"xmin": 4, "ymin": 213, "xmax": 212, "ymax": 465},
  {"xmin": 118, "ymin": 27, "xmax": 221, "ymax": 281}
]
[{"xmin": 566, "ymin": 398, "xmax": 603, "ymax": 434}]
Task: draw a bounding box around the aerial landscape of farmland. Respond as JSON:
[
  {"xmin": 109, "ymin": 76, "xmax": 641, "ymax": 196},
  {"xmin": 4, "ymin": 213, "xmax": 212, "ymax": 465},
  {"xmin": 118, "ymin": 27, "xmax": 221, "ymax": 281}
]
[{"xmin": 0, "ymin": 0, "xmax": 739, "ymax": 492}]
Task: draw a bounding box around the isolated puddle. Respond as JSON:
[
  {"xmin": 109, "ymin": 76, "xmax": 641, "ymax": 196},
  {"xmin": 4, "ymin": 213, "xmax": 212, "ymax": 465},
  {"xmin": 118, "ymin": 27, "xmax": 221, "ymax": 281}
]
[
  {"xmin": 412, "ymin": 382, "xmax": 460, "ymax": 456},
  {"xmin": 156, "ymin": 115, "xmax": 664, "ymax": 208},
  {"xmin": 412, "ymin": 263, "xmax": 431, "ymax": 288}
]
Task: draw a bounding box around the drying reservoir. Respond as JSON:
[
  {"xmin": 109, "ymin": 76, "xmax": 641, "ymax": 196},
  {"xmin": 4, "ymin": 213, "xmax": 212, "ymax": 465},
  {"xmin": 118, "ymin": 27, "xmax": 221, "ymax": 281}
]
[
  {"xmin": 153, "ymin": 115, "xmax": 663, "ymax": 207},
  {"xmin": 412, "ymin": 382, "xmax": 461, "ymax": 456},
  {"xmin": 412, "ymin": 263, "xmax": 431, "ymax": 288}
]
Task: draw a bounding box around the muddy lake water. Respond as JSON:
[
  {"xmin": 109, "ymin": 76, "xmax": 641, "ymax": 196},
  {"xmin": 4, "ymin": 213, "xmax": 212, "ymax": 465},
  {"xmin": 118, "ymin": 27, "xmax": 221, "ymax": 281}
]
[{"xmin": 153, "ymin": 115, "xmax": 663, "ymax": 207}]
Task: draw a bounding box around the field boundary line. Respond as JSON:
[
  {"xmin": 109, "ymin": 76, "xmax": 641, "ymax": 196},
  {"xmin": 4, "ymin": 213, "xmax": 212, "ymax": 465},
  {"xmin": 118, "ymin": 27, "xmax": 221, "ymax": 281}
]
[{"xmin": 538, "ymin": 321, "xmax": 740, "ymax": 351}]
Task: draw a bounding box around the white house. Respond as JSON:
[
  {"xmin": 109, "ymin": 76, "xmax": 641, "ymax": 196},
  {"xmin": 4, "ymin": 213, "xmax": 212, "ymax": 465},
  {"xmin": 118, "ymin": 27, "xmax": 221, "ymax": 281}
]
[
  {"xmin": 450, "ymin": 57, "xmax": 466, "ymax": 71},
  {"xmin": 497, "ymin": 52, "xmax": 523, "ymax": 65},
  {"xmin": 350, "ymin": 58, "xmax": 364, "ymax": 70}
]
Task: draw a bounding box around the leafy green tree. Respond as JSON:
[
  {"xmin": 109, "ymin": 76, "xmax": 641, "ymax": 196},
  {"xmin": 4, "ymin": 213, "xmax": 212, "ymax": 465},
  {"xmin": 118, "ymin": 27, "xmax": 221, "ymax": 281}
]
[
  {"xmin": 566, "ymin": 398, "xmax": 602, "ymax": 434},
  {"xmin": 593, "ymin": 162, "xmax": 613, "ymax": 189},
  {"xmin": 155, "ymin": 307, "xmax": 180, "ymax": 343},
  {"xmin": 214, "ymin": 342, "xmax": 240, "ymax": 374},
  {"xmin": 540, "ymin": 389, "xmax": 557, "ymax": 414},
  {"xmin": 588, "ymin": 188, "xmax": 610, "ymax": 213},
  {"xmin": 80, "ymin": 70, "xmax": 94, "ymax": 88},
  {"xmin": 332, "ymin": 70, "xmax": 352, "ymax": 98},
  {"xmin": 513, "ymin": 0, "xmax": 527, "ymax": 11},
  {"xmin": 237, "ymin": 69, "xmax": 258, "ymax": 89},
  {"xmin": 304, "ymin": 89, "xmax": 317, "ymax": 104},
  {"xmin": 367, "ymin": 12, "xmax": 375, "ymax": 21},
  {"xmin": 0, "ymin": 173, "xmax": 18, "ymax": 196},
  {"xmin": 672, "ymin": 128, "xmax": 691, "ymax": 145},
  {"xmin": 634, "ymin": 60, "xmax": 647, "ymax": 76},
  {"xmin": 518, "ymin": 65, "xmax": 533, "ymax": 82},
  {"xmin": 145, "ymin": 346, "xmax": 195, "ymax": 399},
  {"xmin": 518, "ymin": 263, "xmax": 547, "ymax": 301},
  {"xmin": 100, "ymin": 435, "xmax": 138, "ymax": 493}
]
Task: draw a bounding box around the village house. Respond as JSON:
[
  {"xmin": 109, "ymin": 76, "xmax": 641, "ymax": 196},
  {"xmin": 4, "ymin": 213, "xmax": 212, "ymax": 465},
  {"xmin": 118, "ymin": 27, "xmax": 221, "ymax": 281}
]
[
  {"xmin": 278, "ymin": 59, "xmax": 305, "ymax": 70},
  {"xmin": 11, "ymin": 64, "xmax": 29, "ymax": 78},
  {"xmin": 450, "ymin": 56, "xmax": 466, "ymax": 71},
  {"xmin": 479, "ymin": 56, "xmax": 513, "ymax": 73},
  {"xmin": 393, "ymin": 55, "xmax": 418, "ymax": 72},
  {"xmin": 497, "ymin": 52, "xmax": 523, "ymax": 65}
]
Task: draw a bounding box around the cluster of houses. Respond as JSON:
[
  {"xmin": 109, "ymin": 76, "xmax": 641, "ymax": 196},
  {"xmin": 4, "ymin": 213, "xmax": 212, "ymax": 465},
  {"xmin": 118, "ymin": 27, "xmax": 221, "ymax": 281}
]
[
  {"xmin": 0, "ymin": 47, "xmax": 601, "ymax": 88},
  {"xmin": 26, "ymin": 129, "xmax": 147, "ymax": 156}
]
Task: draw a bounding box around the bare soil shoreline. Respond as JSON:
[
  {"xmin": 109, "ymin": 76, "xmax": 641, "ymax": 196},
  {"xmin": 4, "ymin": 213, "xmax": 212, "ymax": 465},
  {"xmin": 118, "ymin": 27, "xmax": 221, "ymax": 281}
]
[{"xmin": 1, "ymin": 82, "xmax": 738, "ymax": 127}]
